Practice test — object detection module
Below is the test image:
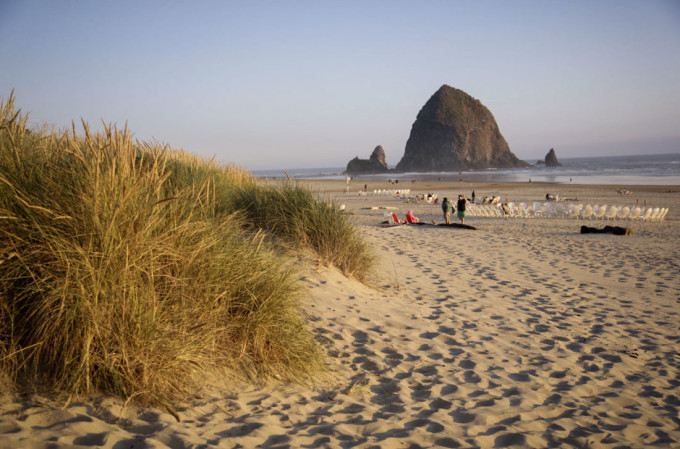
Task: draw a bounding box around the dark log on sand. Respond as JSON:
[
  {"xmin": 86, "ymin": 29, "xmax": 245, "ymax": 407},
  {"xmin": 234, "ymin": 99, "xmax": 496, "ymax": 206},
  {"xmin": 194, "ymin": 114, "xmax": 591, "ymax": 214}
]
[{"xmin": 580, "ymin": 225, "xmax": 632, "ymax": 236}]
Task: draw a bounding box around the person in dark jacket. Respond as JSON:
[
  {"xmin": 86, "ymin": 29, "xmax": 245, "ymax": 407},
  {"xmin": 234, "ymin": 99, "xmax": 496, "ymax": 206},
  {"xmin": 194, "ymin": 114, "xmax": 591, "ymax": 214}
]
[
  {"xmin": 442, "ymin": 197, "xmax": 453, "ymax": 224},
  {"xmin": 457, "ymin": 195, "xmax": 467, "ymax": 224}
]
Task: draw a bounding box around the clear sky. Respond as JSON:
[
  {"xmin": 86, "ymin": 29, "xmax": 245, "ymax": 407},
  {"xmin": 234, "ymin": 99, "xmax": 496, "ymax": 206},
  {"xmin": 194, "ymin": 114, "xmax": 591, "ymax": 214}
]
[{"xmin": 2, "ymin": 1, "xmax": 679, "ymax": 169}]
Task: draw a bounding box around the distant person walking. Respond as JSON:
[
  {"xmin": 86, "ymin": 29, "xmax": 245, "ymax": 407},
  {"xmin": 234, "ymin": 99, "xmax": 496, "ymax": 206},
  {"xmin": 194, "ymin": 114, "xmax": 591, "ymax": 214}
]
[
  {"xmin": 442, "ymin": 197, "xmax": 453, "ymax": 224},
  {"xmin": 471, "ymin": 190, "xmax": 476, "ymax": 204},
  {"xmin": 457, "ymin": 194, "xmax": 467, "ymax": 224}
]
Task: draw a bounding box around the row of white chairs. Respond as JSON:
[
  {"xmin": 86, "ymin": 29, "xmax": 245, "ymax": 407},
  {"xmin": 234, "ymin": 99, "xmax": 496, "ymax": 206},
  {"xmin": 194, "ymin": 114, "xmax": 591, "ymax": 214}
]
[
  {"xmin": 467, "ymin": 204, "xmax": 506, "ymax": 217},
  {"xmin": 467, "ymin": 202, "xmax": 559, "ymax": 218},
  {"xmin": 466, "ymin": 202, "xmax": 668, "ymax": 222},
  {"xmin": 577, "ymin": 204, "xmax": 668, "ymax": 221},
  {"xmin": 372, "ymin": 189, "xmax": 411, "ymax": 196}
]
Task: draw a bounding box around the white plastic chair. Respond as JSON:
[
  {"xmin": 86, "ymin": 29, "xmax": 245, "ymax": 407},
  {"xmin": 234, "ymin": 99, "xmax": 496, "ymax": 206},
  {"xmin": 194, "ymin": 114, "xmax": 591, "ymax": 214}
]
[
  {"xmin": 657, "ymin": 207, "xmax": 668, "ymax": 221},
  {"xmin": 581, "ymin": 204, "xmax": 594, "ymax": 220},
  {"xmin": 526, "ymin": 203, "xmax": 536, "ymax": 218},
  {"xmin": 511, "ymin": 203, "xmax": 521, "ymax": 218},
  {"xmin": 648, "ymin": 207, "xmax": 660, "ymax": 221},
  {"xmin": 567, "ymin": 204, "xmax": 582, "ymax": 219},
  {"xmin": 519, "ymin": 202, "xmax": 530, "ymax": 218},
  {"xmin": 629, "ymin": 207, "xmax": 641, "ymax": 220},
  {"xmin": 541, "ymin": 202, "xmax": 553, "ymax": 217},
  {"xmin": 618, "ymin": 206, "xmax": 630, "ymax": 220},
  {"xmin": 605, "ymin": 206, "xmax": 618, "ymax": 220},
  {"xmin": 641, "ymin": 208, "xmax": 653, "ymax": 221},
  {"xmin": 595, "ymin": 205, "xmax": 607, "ymax": 220},
  {"xmin": 533, "ymin": 202, "xmax": 542, "ymax": 218}
]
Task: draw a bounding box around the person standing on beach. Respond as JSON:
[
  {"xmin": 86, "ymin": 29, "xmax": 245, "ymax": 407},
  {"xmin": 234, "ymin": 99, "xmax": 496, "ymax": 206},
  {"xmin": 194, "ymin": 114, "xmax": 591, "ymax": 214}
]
[
  {"xmin": 471, "ymin": 190, "xmax": 476, "ymax": 204},
  {"xmin": 442, "ymin": 197, "xmax": 453, "ymax": 224},
  {"xmin": 457, "ymin": 194, "xmax": 467, "ymax": 224}
]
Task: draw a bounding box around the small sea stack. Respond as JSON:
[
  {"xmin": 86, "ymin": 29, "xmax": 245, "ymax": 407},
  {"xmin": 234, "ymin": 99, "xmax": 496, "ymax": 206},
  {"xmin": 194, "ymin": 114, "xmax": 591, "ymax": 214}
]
[
  {"xmin": 346, "ymin": 145, "xmax": 390, "ymax": 174},
  {"xmin": 545, "ymin": 148, "xmax": 562, "ymax": 167}
]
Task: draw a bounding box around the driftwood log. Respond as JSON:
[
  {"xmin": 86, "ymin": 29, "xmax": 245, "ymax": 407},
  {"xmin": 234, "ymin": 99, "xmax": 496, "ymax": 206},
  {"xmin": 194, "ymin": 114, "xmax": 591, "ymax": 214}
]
[{"xmin": 580, "ymin": 225, "xmax": 632, "ymax": 236}]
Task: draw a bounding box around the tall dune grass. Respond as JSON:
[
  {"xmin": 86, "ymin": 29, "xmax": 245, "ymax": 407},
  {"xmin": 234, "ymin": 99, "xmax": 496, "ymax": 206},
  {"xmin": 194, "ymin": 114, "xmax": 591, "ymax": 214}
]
[
  {"xmin": 0, "ymin": 93, "xmax": 325, "ymax": 404},
  {"xmin": 230, "ymin": 181, "xmax": 375, "ymax": 282}
]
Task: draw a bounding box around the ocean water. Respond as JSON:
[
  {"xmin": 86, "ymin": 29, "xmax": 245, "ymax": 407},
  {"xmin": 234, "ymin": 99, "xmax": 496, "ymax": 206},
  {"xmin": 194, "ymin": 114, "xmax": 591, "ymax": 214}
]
[{"xmin": 252, "ymin": 153, "xmax": 680, "ymax": 186}]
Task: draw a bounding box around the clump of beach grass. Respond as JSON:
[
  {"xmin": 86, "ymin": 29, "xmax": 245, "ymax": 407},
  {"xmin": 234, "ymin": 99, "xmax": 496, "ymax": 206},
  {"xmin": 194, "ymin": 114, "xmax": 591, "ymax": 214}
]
[
  {"xmin": 230, "ymin": 180, "xmax": 375, "ymax": 282},
  {"xmin": 0, "ymin": 92, "xmax": 324, "ymax": 405}
]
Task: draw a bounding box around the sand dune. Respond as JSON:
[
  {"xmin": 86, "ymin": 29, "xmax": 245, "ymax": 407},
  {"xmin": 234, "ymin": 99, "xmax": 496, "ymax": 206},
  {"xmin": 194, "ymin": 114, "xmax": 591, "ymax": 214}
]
[{"xmin": 1, "ymin": 183, "xmax": 679, "ymax": 448}]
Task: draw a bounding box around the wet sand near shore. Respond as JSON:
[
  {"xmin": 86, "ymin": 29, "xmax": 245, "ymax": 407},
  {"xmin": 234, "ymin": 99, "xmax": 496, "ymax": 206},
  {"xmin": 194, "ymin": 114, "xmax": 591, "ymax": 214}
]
[{"xmin": 299, "ymin": 178, "xmax": 680, "ymax": 196}]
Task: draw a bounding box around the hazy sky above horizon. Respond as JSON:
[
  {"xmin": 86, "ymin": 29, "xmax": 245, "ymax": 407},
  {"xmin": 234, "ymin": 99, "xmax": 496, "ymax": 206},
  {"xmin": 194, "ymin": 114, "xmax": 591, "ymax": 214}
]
[{"xmin": 2, "ymin": 1, "xmax": 679, "ymax": 169}]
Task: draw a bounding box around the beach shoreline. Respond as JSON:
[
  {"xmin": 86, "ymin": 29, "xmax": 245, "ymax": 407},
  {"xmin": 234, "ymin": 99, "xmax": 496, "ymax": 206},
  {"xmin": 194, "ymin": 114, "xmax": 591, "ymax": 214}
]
[
  {"xmin": 2, "ymin": 182, "xmax": 679, "ymax": 448},
  {"xmin": 295, "ymin": 177, "xmax": 680, "ymax": 193}
]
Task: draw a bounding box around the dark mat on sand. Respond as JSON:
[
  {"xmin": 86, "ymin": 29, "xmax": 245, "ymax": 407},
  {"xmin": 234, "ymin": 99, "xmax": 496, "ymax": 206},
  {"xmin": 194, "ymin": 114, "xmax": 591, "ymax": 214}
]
[
  {"xmin": 409, "ymin": 222, "xmax": 477, "ymax": 230},
  {"xmin": 580, "ymin": 225, "xmax": 632, "ymax": 235},
  {"xmin": 432, "ymin": 223, "xmax": 477, "ymax": 230},
  {"xmin": 380, "ymin": 222, "xmax": 477, "ymax": 230}
]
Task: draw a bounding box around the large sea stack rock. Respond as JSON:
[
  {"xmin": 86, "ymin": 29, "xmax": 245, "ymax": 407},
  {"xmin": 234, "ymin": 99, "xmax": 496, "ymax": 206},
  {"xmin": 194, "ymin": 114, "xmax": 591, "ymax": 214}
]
[
  {"xmin": 544, "ymin": 148, "xmax": 562, "ymax": 167},
  {"xmin": 396, "ymin": 85, "xmax": 530, "ymax": 171},
  {"xmin": 346, "ymin": 145, "xmax": 389, "ymax": 174}
]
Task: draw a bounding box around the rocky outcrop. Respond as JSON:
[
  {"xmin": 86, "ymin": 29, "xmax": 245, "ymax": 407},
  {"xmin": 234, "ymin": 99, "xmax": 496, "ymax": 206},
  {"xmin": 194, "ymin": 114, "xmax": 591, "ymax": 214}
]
[
  {"xmin": 395, "ymin": 85, "xmax": 529, "ymax": 172},
  {"xmin": 345, "ymin": 145, "xmax": 389, "ymax": 174},
  {"xmin": 369, "ymin": 145, "xmax": 388, "ymax": 169},
  {"xmin": 544, "ymin": 148, "xmax": 562, "ymax": 167}
]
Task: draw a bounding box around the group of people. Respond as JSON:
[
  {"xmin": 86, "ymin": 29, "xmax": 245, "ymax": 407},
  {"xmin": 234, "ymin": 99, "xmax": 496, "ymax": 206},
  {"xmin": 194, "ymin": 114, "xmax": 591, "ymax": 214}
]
[
  {"xmin": 441, "ymin": 194, "xmax": 468, "ymax": 224},
  {"xmin": 482, "ymin": 195, "xmax": 501, "ymax": 205},
  {"xmin": 400, "ymin": 194, "xmax": 468, "ymax": 225}
]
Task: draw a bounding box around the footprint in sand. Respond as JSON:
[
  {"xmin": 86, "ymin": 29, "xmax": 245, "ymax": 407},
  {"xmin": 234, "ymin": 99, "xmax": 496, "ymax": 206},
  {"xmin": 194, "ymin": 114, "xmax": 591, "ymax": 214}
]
[
  {"xmin": 494, "ymin": 432, "xmax": 526, "ymax": 447},
  {"xmin": 449, "ymin": 408, "xmax": 476, "ymax": 423}
]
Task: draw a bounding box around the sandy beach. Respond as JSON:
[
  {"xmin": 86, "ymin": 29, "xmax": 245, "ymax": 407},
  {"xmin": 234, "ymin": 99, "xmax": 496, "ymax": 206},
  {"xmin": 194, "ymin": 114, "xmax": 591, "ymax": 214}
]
[{"xmin": 1, "ymin": 181, "xmax": 679, "ymax": 449}]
